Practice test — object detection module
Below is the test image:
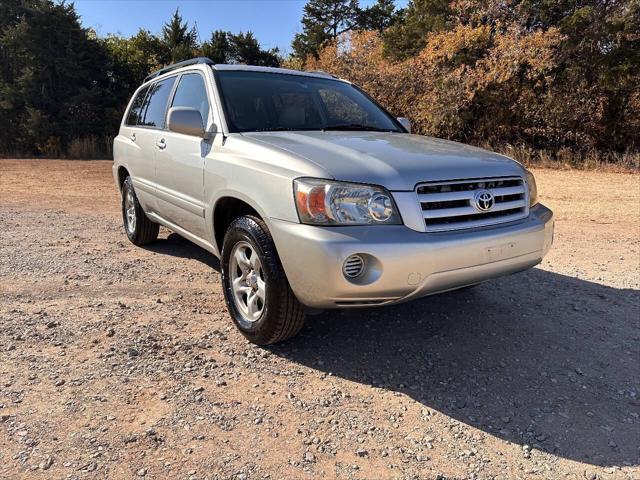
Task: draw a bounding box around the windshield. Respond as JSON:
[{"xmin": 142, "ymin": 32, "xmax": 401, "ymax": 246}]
[{"xmin": 215, "ymin": 70, "xmax": 403, "ymax": 133}]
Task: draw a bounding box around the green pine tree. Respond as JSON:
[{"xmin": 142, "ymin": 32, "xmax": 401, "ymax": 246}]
[
  {"xmin": 382, "ymin": 0, "xmax": 451, "ymax": 60},
  {"xmin": 202, "ymin": 30, "xmax": 230, "ymax": 63},
  {"xmin": 358, "ymin": 0, "xmax": 399, "ymax": 31},
  {"xmin": 161, "ymin": 8, "xmax": 198, "ymax": 63},
  {"xmin": 0, "ymin": 0, "xmax": 115, "ymax": 155},
  {"xmin": 292, "ymin": 0, "xmax": 360, "ymax": 60},
  {"xmin": 228, "ymin": 31, "xmax": 280, "ymax": 66}
]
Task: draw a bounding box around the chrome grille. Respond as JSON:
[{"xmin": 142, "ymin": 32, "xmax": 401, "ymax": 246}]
[{"xmin": 417, "ymin": 177, "xmax": 529, "ymax": 232}]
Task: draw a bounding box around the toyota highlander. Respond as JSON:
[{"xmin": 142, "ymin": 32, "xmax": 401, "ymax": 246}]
[{"xmin": 113, "ymin": 57, "xmax": 554, "ymax": 344}]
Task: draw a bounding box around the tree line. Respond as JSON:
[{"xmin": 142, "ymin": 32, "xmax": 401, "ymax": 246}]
[
  {"xmin": 0, "ymin": 1, "xmax": 279, "ymax": 158},
  {"xmin": 291, "ymin": 0, "xmax": 639, "ymax": 165},
  {"xmin": 0, "ymin": 0, "xmax": 638, "ymax": 165}
]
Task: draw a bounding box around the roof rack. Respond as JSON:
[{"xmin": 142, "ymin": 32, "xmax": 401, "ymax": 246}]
[
  {"xmin": 306, "ymin": 70, "xmax": 338, "ymax": 79},
  {"xmin": 144, "ymin": 57, "xmax": 215, "ymax": 83}
]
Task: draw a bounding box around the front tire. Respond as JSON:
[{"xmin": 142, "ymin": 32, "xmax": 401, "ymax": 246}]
[
  {"xmin": 221, "ymin": 215, "xmax": 305, "ymax": 345},
  {"xmin": 121, "ymin": 176, "xmax": 159, "ymax": 246}
]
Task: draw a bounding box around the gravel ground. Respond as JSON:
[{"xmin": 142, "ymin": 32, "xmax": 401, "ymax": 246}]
[{"xmin": 0, "ymin": 159, "xmax": 638, "ymax": 480}]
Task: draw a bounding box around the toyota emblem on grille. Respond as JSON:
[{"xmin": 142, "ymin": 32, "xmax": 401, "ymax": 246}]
[{"xmin": 474, "ymin": 190, "xmax": 495, "ymax": 212}]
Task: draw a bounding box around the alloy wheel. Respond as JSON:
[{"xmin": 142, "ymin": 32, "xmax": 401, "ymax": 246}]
[{"xmin": 229, "ymin": 241, "xmax": 266, "ymax": 323}]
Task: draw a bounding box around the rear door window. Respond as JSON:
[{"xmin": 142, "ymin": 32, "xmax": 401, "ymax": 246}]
[
  {"xmin": 125, "ymin": 86, "xmax": 149, "ymax": 126},
  {"xmin": 140, "ymin": 77, "xmax": 176, "ymax": 128},
  {"xmin": 171, "ymin": 73, "xmax": 210, "ymax": 127}
]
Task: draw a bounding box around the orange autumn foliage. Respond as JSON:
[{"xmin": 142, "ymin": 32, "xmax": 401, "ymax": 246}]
[{"xmin": 302, "ymin": 22, "xmax": 638, "ymax": 165}]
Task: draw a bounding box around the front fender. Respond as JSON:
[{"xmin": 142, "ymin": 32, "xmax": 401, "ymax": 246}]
[{"xmin": 207, "ymin": 189, "xmax": 275, "ymax": 254}]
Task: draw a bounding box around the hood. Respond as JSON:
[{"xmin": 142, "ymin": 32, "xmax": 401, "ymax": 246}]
[{"xmin": 242, "ymin": 131, "xmax": 525, "ymax": 191}]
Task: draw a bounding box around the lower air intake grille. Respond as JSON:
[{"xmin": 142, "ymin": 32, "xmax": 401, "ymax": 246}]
[{"xmin": 343, "ymin": 254, "xmax": 365, "ymax": 278}]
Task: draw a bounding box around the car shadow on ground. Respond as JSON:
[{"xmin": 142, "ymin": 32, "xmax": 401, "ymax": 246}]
[
  {"xmin": 269, "ymin": 268, "xmax": 639, "ymax": 468},
  {"xmin": 144, "ymin": 232, "xmax": 221, "ymax": 270},
  {"xmin": 142, "ymin": 234, "xmax": 639, "ymax": 467}
]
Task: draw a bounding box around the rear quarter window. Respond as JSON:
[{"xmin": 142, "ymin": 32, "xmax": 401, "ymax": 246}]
[{"xmin": 125, "ymin": 86, "xmax": 149, "ymax": 126}]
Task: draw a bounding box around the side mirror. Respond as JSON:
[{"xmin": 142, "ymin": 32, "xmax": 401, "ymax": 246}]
[
  {"xmin": 168, "ymin": 107, "xmax": 205, "ymax": 137},
  {"xmin": 397, "ymin": 117, "xmax": 411, "ymax": 133}
]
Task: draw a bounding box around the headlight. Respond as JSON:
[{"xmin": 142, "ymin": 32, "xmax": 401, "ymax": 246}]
[
  {"xmin": 525, "ymin": 170, "xmax": 538, "ymax": 206},
  {"xmin": 294, "ymin": 178, "xmax": 402, "ymax": 225}
]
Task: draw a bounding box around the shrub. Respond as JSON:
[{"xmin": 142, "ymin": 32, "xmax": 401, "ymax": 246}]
[
  {"xmin": 67, "ymin": 136, "xmax": 113, "ymax": 160},
  {"xmin": 305, "ymin": 9, "xmax": 639, "ymax": 166}
]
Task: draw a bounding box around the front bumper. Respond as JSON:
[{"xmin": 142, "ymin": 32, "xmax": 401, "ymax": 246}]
[{"xmin": 269, "ymin": 204, "xmax": 554, "ymax": 309}]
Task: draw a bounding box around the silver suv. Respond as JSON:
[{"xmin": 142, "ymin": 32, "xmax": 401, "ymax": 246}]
[{"xmin": 113, "ymin": 57, "xmax": 554, "ymax": 345}]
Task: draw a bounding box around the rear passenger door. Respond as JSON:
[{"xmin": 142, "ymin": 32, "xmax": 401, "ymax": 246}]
[
  {"xmin": 119, "ymin": 85, "xmax": 157, "ymax": 211},
  {"xmin": 124, "ymin": 76, "xmax": 177, "ymax": 213},
  {"xmin": 154, "ymin": 72, "xmax": 210, "ymax": 239}
]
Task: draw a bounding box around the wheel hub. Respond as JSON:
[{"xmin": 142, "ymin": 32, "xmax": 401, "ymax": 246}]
[{"xmin": 246, "ymin": 272, "xmax": 258, "ymax": 288}]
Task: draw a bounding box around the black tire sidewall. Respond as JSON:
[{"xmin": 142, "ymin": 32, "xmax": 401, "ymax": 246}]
[{"xmin": 221, "ymin": 217, "xmax": 288, "ymax": 342}]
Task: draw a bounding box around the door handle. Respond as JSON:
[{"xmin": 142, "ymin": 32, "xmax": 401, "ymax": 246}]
[
  {"xmin": 156, "ymin": 138, "xmax": 166, "ymax": 150},
  {"xmin": 130, "ymin": 132, "xmax": 136, "ymax": 142}
]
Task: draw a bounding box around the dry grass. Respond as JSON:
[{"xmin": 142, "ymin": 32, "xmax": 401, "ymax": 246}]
[
  {"xmin": 0, "ymin": 135, "xmax": 113, "ymax": 160},
  {"xmin": 66, "ymin": 136, "xmax": 113, "ymax": 160},
  {"xmin": 2, "ymin": 141, "xmax": 638, "ymax": 172},
  {"xmin": 493, "ymin": 144, "xmax": 640, "ymax": 173}
]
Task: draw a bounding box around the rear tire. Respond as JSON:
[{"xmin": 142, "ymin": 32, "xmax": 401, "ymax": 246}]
[
  {"xmin": 121, "ymin": 176, "xmax": 159, "ymax": 246},
  {"xmin": 221, "ymin": 215, "xmax": 305, "ymax": 345}
]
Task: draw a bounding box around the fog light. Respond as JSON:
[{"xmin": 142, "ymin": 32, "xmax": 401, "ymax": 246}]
[{"xmin": 343, "ymin": 254, "xmax": 365, "ymax": 278}]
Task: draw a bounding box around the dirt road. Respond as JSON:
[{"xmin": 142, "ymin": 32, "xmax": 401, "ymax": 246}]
[{"xmin": 1, "ymin": 159, "xmax": 638, "ymax": 479}]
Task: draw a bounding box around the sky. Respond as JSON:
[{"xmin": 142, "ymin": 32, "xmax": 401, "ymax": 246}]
[{"xmin": 74, "ymin": 0, "xmax": 409, "ymax": 56}]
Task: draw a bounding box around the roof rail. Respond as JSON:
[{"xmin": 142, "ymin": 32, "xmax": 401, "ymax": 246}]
[
  {"xmin": 144, "ymin": 57, "xmax": 215, "ymax": 83},
  {"xmin": 306, "ymin": 70, "xmax": 338, "ymax": 79}
]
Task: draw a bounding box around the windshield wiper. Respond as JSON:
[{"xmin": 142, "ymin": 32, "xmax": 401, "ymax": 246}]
[
  {"xmin": 251, "ymin": 127, "xmax": 317, "ymax": 132},
  {"xmin": 247, "ymin": 125, "xmax": 395, "ymax": 133},
  {"xmin": 322, "ymin": 124, "xmax": 394, "ymax": 132}
]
